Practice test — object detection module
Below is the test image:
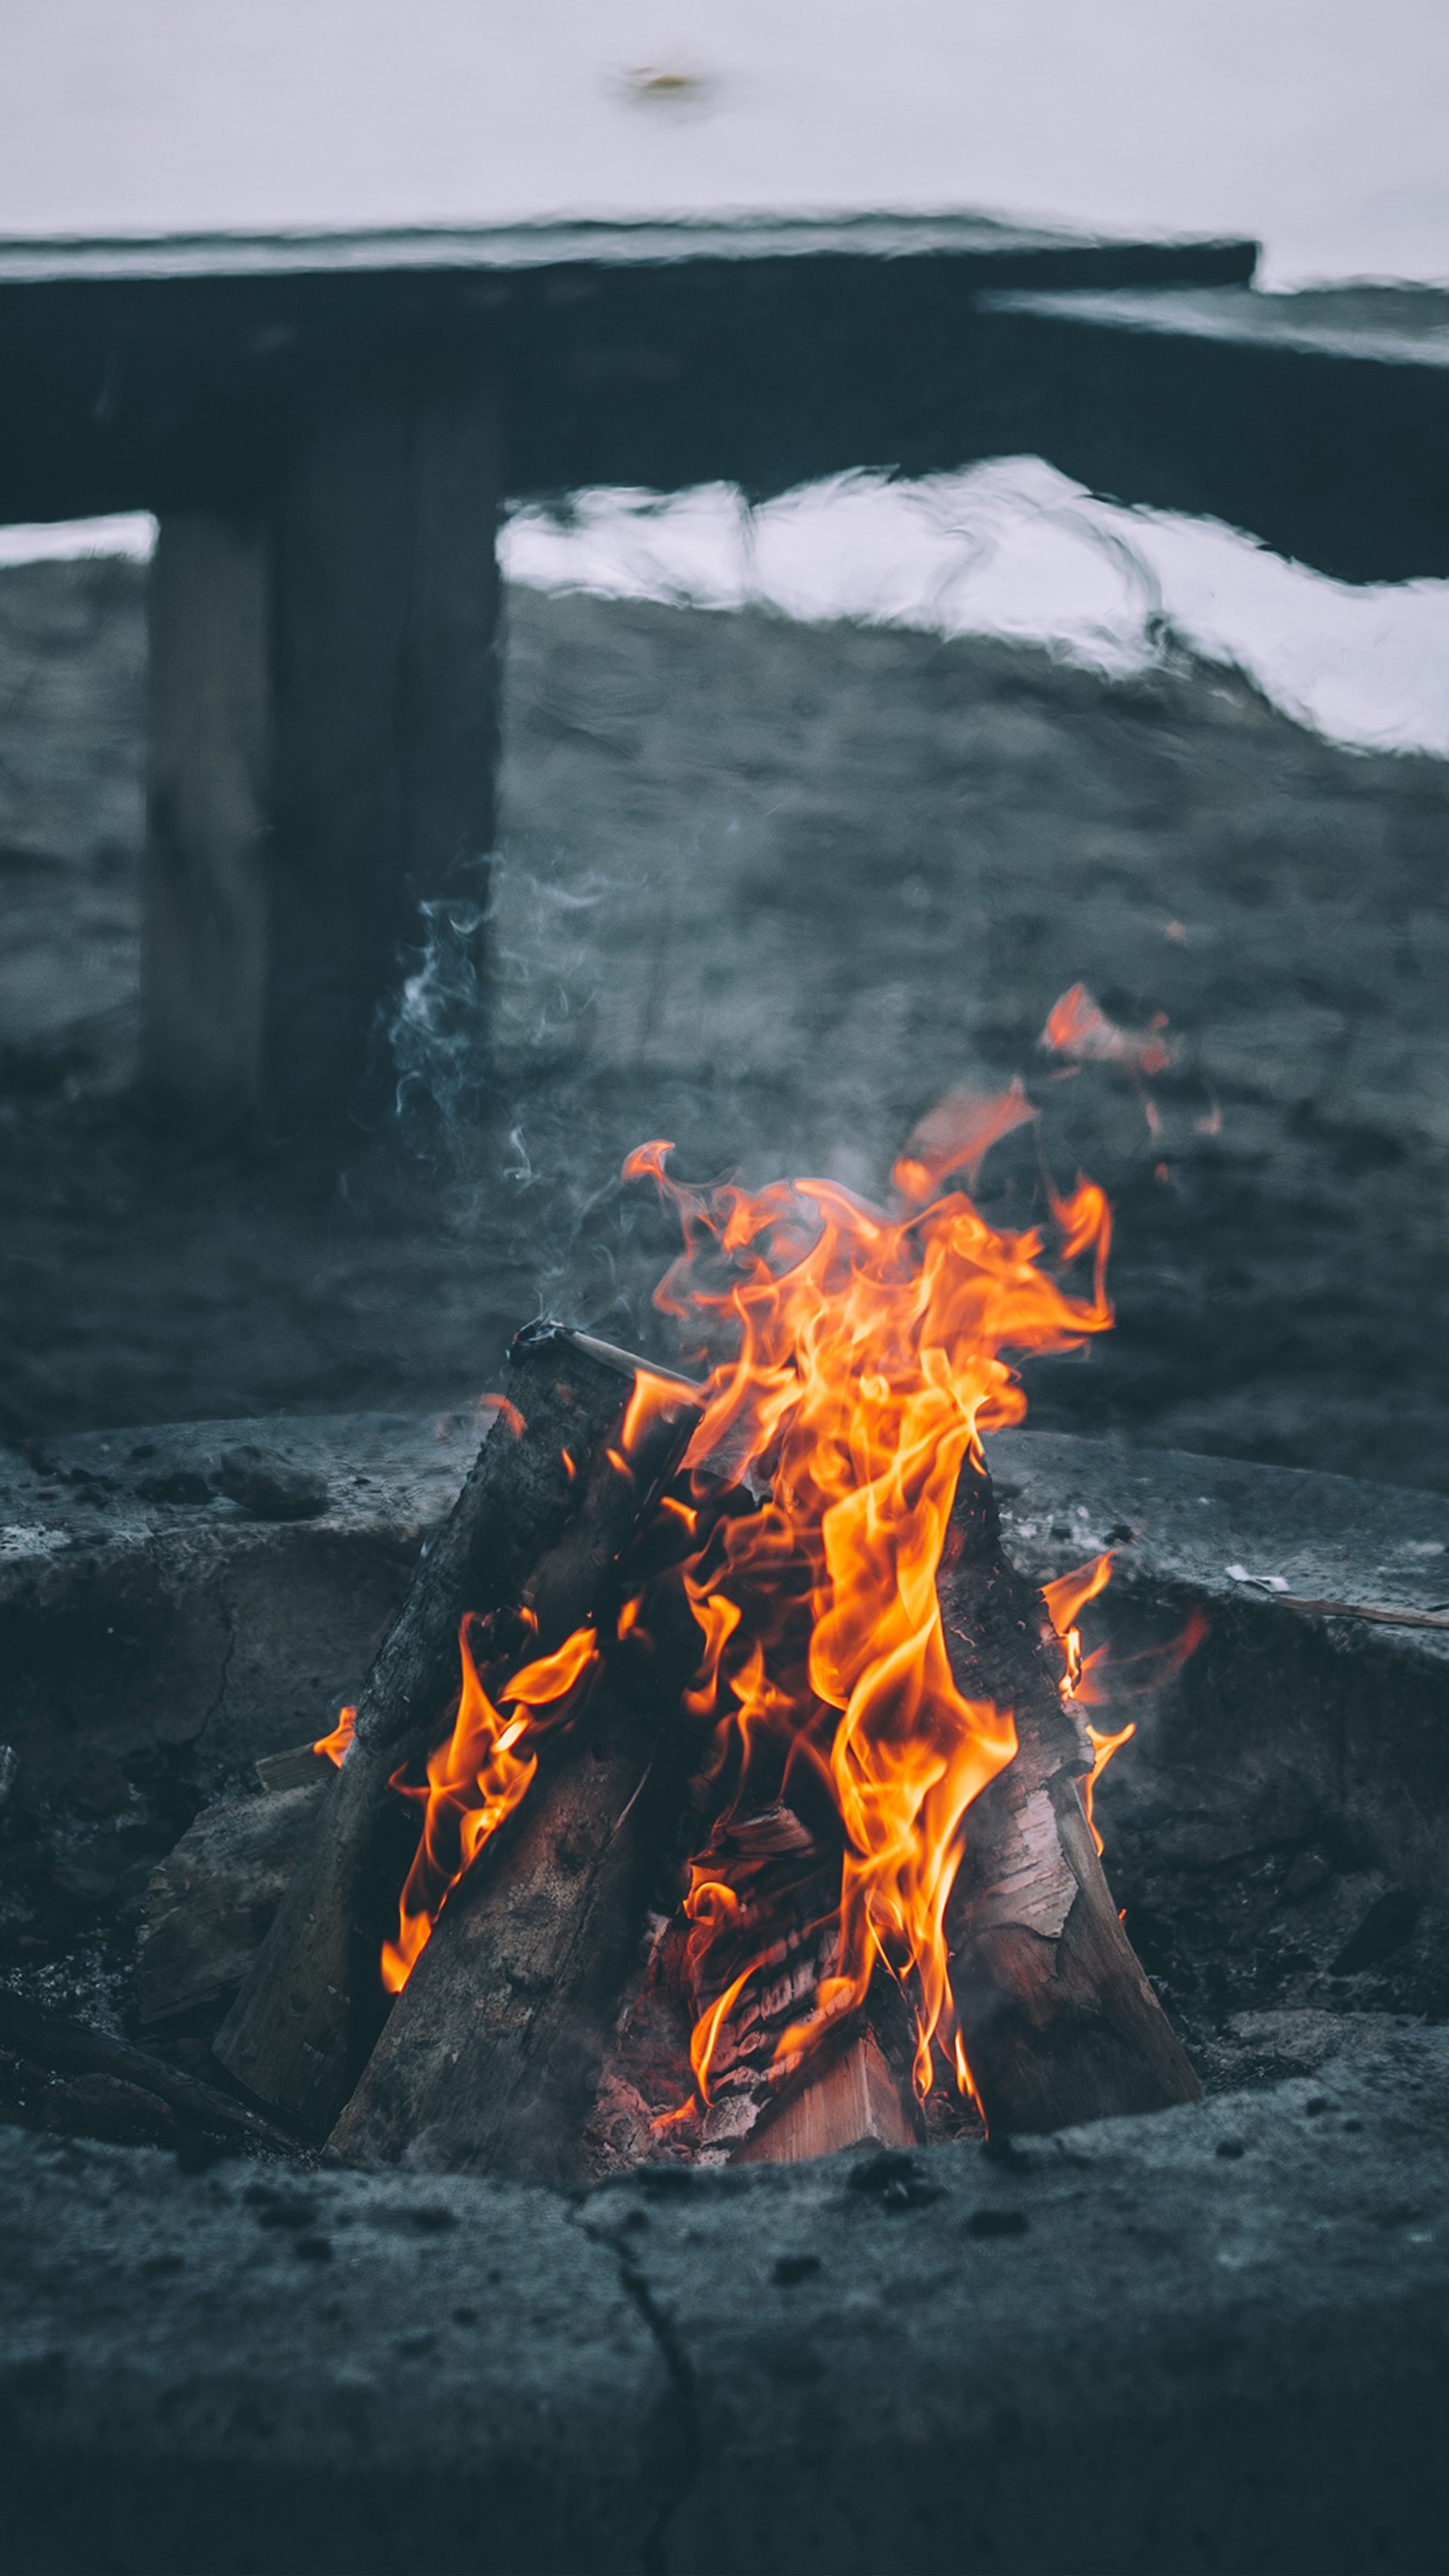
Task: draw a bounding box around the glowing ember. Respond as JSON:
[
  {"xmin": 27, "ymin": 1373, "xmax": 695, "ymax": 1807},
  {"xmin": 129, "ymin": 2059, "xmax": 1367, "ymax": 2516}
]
[{"xmin": 892, "ymin": 1078, "xmax": 1038, "ymax": 1205}]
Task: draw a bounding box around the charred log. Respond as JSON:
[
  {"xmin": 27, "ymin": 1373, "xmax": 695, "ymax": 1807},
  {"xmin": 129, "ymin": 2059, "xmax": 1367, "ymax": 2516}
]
[
  {"xmin": 939, "ymin": 1456, "xmax": 1202, "ymax": 2134},
  {"xmin": 213, "ymin": 1325, "xmax": 698, "ymax": 2135},
  {"xmin": 329, "ymin": 1673, "xmax": 691, "ymax": 2181},
  {"xmin": 137, "ymin": 1773, "xmax": 331, "ymax": 2027}
]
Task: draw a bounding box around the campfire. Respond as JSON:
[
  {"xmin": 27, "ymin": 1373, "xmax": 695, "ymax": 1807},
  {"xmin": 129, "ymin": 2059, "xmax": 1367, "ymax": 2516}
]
[{"xmin": 197, "ymin": 1053, "xmax": 1202, "ymax": 2173}]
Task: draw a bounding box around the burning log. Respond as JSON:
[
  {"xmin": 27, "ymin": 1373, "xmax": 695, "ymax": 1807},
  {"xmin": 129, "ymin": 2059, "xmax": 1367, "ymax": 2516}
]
[
  {"xmin": 214, "ymin": 1325, "xmax": 699, "ymax": 2135},
  {"xmin": 939, "ymin": 1458, "xmax": 1202, "ymax": 2133},
  {"xmin": 137, "ymin": 1773, "xmax": 331, "ymax": 2027},
  {"xmin": 583, "ymin": 1802, "xmax": 923, "ymax": 2170},
  {"xmin": 219, "ymin": 1096, "xmax": 1204, "ymax": 2179},
  {"xmin": 328, "ymin": 1673, "xmax": 689, "ymax": 2180}
]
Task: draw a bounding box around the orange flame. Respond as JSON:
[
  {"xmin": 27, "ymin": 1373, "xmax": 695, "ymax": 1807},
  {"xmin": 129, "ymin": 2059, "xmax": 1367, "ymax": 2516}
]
[
  {"xmin": 1073, "ymin": 1600, "xmax": 1209, "ymax": 1708},
  {"xmin": 377, "ymin": 1355, "xmax": 697, "ymax": 1991},
  {"xmin": 892, "ymin": 1078, "xmax": 1038, "ymax": 1205},
  {"xmin": 380, "ymin": 1616, "xmax": 599, "ymax": 1994},
  {"xmin": 1082, "ymin": 1720, "xmax": 1137, "ymax": 1855},
  {"xmin": 313, "ymin": 1706, "xmax": 356, "ymax": 1767},
  {"xmin": 624, "ymin": 1110, "xmax": 1115, "ymax": 2104},
  {"xmin": 1040, "ymin": 985, "xmax": 1173, "ymax": 1078},
  {"xmin": 1042, "ymin": 1550, "xmax": 1115, "ymax": 1695},
  {"xmin": 477, "ymin": 1392, "xmax": 527, "ymax": 1440},
  {"xmin": 379, "ymin": 1080, "xmax": 1143, "ymax": 2140}
]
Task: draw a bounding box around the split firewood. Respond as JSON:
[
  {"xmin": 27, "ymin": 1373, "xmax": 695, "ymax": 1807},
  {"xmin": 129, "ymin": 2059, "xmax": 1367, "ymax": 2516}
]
[
  {"xmin": 734, "ymin": 2028, "xmax": 916, "ymax": 2164},
  {"xmin": 329, "ymin": 1672, "xmax": 691, "ymax": 2180},
  {"xmin": 254, "ymin": 1743, "xmax": 331, "ymax": 1793},
  {"xmin": 0, "ymin": 1986, "xmax": 292, "ymax": 2154},
  {"xmin": 939, "ymin": 1456, "xmax": 1202, "ymax": 2134},
  {"xmin": 214, "ymin": 1325, "xmax": 699, "ymax": 2136},
  {"xmin": 137, "ymin": 1774, "xmax": 331, "ymax": 2026},
  {"xmin": 583, "ymin": 1802, "xmax": 920, "ymax": 2172}
]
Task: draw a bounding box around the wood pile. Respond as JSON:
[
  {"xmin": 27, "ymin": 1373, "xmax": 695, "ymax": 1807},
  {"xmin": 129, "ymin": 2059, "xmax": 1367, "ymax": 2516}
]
[{"xmin": 155, "ymin": 1321, "xmax": 1198, "ymax": 2171}]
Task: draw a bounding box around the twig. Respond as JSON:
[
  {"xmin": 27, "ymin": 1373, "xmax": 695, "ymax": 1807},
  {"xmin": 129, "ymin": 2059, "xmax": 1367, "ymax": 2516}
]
[{"xmin": 1274, "ymin": 1596, "xmax": 1449, "ymax": 1633}]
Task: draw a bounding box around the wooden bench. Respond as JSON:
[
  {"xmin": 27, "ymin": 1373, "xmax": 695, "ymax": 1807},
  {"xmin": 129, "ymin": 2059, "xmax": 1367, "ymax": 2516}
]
[{"xmin": 1, "ymin": 211, "xmax": 1261, "ymax": 1127}]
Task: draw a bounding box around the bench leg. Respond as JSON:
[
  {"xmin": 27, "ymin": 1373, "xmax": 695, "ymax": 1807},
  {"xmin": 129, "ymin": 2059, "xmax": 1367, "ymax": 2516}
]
[{"xmin": 142, "ymin": 376, "xmax": 501, "ymax": 1129}]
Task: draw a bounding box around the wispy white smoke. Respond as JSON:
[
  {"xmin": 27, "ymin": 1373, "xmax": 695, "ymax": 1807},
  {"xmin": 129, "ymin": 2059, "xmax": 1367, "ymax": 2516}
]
[{"xmin": 388, "ymin": 888, "xmax": 493, "ymax": 1147}]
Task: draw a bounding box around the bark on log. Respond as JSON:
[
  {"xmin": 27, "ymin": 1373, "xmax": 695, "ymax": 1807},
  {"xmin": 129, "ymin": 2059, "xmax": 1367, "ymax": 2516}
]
[
  {"xmin": 329, "ymin": 1677, "xmax": 688, "ymax": 2181},
  {"xmin": 213, "ymin": 1325, "xmax": 698, "ymax": 2135},
  {"xmin": 939, "ymin": 1456, "xmax": 1202, "ymax": 2135},
  {"xmin": 137, "ymin": 1774, "xmax": 331, "ymax": 2026}
]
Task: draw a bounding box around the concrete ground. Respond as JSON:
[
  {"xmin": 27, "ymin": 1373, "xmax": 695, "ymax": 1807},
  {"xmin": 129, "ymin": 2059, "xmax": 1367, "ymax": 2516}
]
[
  {"xmin": 3, "ymin": 1414, "xmax": 1449, "ymax": 2574},
  {"xmin": 2, "ymin": 554, "xmax": 1448, "ymax": 1488},
  {"xmin": 3, "ymin": 2030, "xmax": 1448, "ymax": 2575}
]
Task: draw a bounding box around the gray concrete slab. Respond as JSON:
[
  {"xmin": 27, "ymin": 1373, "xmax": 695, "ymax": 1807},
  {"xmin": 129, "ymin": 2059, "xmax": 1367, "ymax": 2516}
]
[
  {"xmin": 5, "ymin": 1407, "xmax": 1449, "ymax": 1802},
  {"xmin": 8, "ymin": 1421, "xmax": 1449, "ymax": 1998},
  {"xmin": 2, "ymin": 2030, "xmax": 1447, "ymax": 2573},
  {"xmin": 0, "ymin": 2126, "xmax": 674, "ymax": 2573},
  {"xmin": 0, "ymin": 1409, "xmax": 476, "ymax": 1802},
  {"xmin": 4, "ymin": 1414, "xmax": 1448, "ymax": 2567}
]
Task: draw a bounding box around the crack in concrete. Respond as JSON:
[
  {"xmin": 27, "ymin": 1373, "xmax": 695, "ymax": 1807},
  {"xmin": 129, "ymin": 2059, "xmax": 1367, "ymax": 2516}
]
[
  {"xmin": 200, "ymin": 1597, "xmax": 239, "ymax": 1734},
  {"xmin": 575, "ymin": 2204, "xmax": 702, "ymax": 2576}
]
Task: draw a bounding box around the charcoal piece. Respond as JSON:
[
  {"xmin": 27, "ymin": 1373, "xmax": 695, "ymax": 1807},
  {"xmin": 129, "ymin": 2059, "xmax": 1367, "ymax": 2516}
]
[
  {"xmin": 1330, "ymin": 1889, "xmax": 1419, "ymax": 1977},
  {"xmin": 135, "ymin": 1468, "xmax": 213, "ymax": 1506},
  {"xmin": 0, "ymin": 1989, "xmax": 290, "ymax": 2152}
]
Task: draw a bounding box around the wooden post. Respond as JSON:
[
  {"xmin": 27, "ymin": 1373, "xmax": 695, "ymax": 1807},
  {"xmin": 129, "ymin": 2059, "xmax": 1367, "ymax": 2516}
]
[
  {"xmin": 141, "ymin": 509, "xmax": 271, "ymax": 1118},
  {"xmin": 141, "ymin": 370, "xmax": 501, "ymax": 1129}
]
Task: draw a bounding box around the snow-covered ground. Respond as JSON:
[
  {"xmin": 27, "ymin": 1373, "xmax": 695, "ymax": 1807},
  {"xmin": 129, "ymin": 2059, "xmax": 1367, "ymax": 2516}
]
[
  {"xmin": 13, "ymin": 463, "xmax": 1443, "ymax": 762},
  {"xmin": 501, "ymin": 466, "xmax": 1449, "ymax": 760}
]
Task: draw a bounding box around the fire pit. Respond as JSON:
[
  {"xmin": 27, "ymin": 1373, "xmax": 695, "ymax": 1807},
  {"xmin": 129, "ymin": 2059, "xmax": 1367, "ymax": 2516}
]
[
  {"xmin": 5, "ymin": 1396, "xmax": 1449, "ymax": 2571},
  {"xmin": 5, "ymin": 1090, "xmax": 1449, "ymax": 2570}
]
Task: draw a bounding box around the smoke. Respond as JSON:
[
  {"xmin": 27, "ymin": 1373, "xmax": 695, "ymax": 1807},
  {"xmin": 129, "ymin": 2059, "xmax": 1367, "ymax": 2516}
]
[
  {"xmin": 380, "ymin": 855, "xmax": 693, "ymax": 1354},
  {"xmin": 389, "ymin": 882, "xmax": 493, "ymax": 1149}
]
